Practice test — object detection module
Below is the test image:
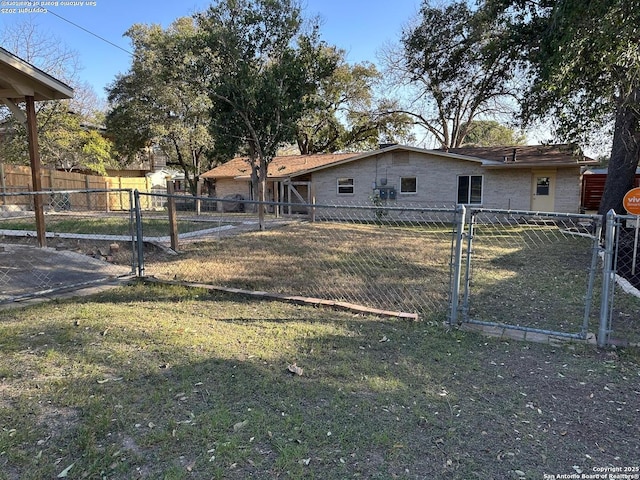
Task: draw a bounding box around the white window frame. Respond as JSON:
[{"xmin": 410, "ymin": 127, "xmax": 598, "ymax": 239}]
[
  {"xmin": 457, "ymin": 175, "xmax": 483, "ymax": 205},
  {"xmin": 337, "ymin": 177, "xmax": 355, "ymax": 195},
  {"xmin": 400, "ymin": 176, "xmax": 418, "ymax": 194}
]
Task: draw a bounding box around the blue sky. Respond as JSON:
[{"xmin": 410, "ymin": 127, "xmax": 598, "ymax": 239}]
[{"xmin": 0, "ymin": 0, "xmax": 420, "ymax": 100}]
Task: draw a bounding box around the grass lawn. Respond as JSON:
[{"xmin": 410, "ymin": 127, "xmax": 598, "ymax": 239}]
[
  {"xmin": 0, "ymin": 215, "xmax": 226, "ymax": 237},
  {"xmin": 0, "ymin": 282, "xmax": 638, "ymax": 479},
  {"xmin": 145, "ymin": 222, "xmax": 455, "ymax": 321}
]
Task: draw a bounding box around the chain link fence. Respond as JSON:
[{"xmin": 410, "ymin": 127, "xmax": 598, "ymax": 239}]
[
  {"xmin": 0, "ymin": 190, "xmax": 135, "ymax": 301},
  {"xmin": 600, "ymin": 212, "xmax": 640, "ymax": 346},
  {"xmin": 460, "ymin": 209, "xmax": 603, "ymax": 340},
  {"xmin": 138, "ymin": 192, "xmax": 462, "ymax": 321},
  {"xmin": 2, "ymin": 187, "xmax": 638, "ymax": 347}
]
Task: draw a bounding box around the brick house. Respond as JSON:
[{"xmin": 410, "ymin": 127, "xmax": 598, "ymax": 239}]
[{"xmin": 200, "ymin": 144, "xmax": 596, "ymax": 213}]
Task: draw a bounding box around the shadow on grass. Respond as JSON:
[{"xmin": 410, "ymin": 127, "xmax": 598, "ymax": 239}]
[
  {"xmin": 465, "ymin": 233, "xmax": 603, "ymax": 336},
  {"xmin": 0, "ymin": 283, "xmax": 638, "ymax": 479}
]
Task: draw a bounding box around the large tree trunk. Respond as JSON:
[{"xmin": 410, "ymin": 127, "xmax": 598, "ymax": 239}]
[{"xmin": 599, "ymin": 95, "xmax": 640, "ymax": 215}]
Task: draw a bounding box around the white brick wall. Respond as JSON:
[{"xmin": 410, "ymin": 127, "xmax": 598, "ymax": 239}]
[
  {"xmin": 311, "ymin": 151, "xmax": 582, "ymax": 212},
  {"xmin": 211, "ymin": 151, "xmax": 583, "ymax": 213}
]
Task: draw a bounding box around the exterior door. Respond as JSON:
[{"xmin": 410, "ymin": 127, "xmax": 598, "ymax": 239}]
[{"xmin": 531, "ymin": 171, "xmax": 556, "ymax": 212}]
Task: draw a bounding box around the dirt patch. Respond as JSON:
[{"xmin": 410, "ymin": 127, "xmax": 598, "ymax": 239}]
[{"xmin": 37, "ymin": 406, "xmax": 79, "ymax": 441}]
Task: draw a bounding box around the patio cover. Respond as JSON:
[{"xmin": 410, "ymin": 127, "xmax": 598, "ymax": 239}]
[{"xmin": 0, "ymin": 47, "xmax": 74, "ymax": 247}]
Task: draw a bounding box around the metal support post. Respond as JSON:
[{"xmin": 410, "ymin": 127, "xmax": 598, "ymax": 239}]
[
  {"xmin": 449, "ymin": 204, "xmax": 466, "ymax": 325},
  {"xmin": 134, "ymin": 190, "xmax": 145, "ymax": 277},
  {"xmin": 129, "ymin": 189, "xmax": 136, "ymax": 275},
  {"xmin": 598, "ymin": 210, "xmax": 616, "ymax": 347},
  {"xmin": 581, "ymin": 217, "xmax": 602, "ymax": 338},
  {"xmin": 166, "ymin": 178, "xmax": 179, "ymax": 250},
  {"xmin": 460, "ymin": 210, "xmax": 476, "ymax": 321}
]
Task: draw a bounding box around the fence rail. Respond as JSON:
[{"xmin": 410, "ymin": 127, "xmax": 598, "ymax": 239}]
[
  {"xmin": 1, "ymin": 187, "xmax": 638, "ymax": 347},
  {"xmin": 0, "ymin": 189, "xmax": 137, "ymax": 301}
]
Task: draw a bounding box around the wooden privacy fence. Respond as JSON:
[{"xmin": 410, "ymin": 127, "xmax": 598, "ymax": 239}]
[{"xmin": 0, "ymin": 163, "xmax": 155, "ymax": 211}]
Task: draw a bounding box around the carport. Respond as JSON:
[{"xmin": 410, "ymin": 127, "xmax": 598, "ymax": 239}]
[{"xmin": 0, "ymin": 46, "xmax": 74, "ymax": 247}]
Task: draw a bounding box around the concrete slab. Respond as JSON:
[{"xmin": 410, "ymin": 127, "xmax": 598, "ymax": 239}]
[
  {"xmin": 0, "ymin": 243, "xmax": 131, "ymax": 303},
  {"xmin": 459, "ymin": 322, "xmax": 590, "ymax": 346}
]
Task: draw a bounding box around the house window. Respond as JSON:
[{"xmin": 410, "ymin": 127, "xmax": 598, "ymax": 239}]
[
  {"xmin": 337, "ymin": 178, "xmax": 354, "ymax": 195},
  {"xmin": 457, "ymin": 175, "xmax": 483, "ymax": 204},
  {"xmin": 400, "ymin": 177, "xmax": 417, "ymax": 194},
  {"xmin": 536, "ymin": 176, "xmax": 550, "ymax": 195}
]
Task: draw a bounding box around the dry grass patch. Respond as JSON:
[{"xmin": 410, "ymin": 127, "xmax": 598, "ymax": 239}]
[{"xmin": 145, "ymin": 222, "xmax": 455, "ymax": 319}]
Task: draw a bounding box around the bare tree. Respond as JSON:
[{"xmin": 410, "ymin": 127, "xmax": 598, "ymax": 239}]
[{"xmin": 379, "ymin": 1, "xmax": 519, "ymax": 149}]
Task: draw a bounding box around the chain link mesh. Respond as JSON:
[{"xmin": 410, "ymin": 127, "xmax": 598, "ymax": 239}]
[
  {"xmin": 140, "ymin": 194, "xmax": 460, "ymax": 321},
  {"xmin": 0, "ymin": 190, "xmax": 135, "ymax": 301},
  {"xmin": 462, "ymin": 209, "xmax": 602, "ymax": 338},
  {"xmin": 608, "ymin": 215, "xmax": 640, "ymax": 345},
  {"xmin": 2, "ymin": 188, "xmax": 638, "ymax": 345}
]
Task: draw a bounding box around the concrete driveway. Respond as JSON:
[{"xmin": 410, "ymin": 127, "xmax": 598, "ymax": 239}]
[{"xmin": 0, "ymin": 243, "xmax": 132, "ymax": 302}]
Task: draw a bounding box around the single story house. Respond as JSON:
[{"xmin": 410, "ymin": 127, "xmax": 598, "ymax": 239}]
[
  {"xmin": 145, "ymin": 168, "xmax": 185, "ymax": 189},
  {"xmin": 200, "ymin": 144, "xmax": 597, "ymax": 213}
]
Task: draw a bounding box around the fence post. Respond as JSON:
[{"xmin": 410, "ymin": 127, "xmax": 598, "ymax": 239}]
[
  {"xmin": 581, "ymin": 217, "xmax": 603, "ymax": 338},
  {"xmin": 196, "ymin": 179, "xmax": 202, "ymax": 216},
  {"xmin": 166, "ymin": 178, "xmax": 179, "ymax": 251},
  {"xmin": 449, "ymin": 204, "xmax": 466, "ymax": 325},
  {"xmin": 134, "ymin": 189, "xmax": 145, "ymax": 277},
  {"xmin": 128, "ymin": 189, "xmax": 136, "ymax": 275},
  {"xmin": 118, "ymin": 177, "xmax": 124, "ymax": 211},
  {"xmin": 598, "ymin": 209, "xmax": 616, "ymax": 348},
  {"xmin": 310, "ymin": 181, "xmax": 316, "ymax": 223},
  {"xmin": 85, "ymin": 175, "xmax": 91, "ymax": 210},
  {"xmin": 460, "ymin": 210, "xmax": 476, "ymax": 321},
  {"xmin": 0, "ymin": 163, "xmax": 6, "ymax": 205}
]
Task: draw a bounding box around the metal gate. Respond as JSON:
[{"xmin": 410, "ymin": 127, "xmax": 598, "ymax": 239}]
[{"xmin": 456, "ymin": 208, "xmax": 603, "ymax": 341}]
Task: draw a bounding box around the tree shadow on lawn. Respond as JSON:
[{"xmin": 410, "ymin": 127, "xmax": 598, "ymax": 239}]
[
  {"xmin": 0, "ymin": 286, "xmax": 638, "ymax": 479},
  {"xmin": 468, "ymin": 234, "xmax": 640, "ymax": 344}
]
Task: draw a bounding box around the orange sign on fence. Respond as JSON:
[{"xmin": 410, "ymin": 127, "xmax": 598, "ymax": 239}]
[{"xmin": 623, "ymin": 187, "xmax": 640, "ymax": 215}]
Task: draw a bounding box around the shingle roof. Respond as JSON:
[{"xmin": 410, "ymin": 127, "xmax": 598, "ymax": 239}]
[
  {"xmin": 442, "ymin": 144, "xmax": 596, "ymax": 167},
  {"xmin": 200, "ymin": 144, "xmax": 596, "ymax": 180},
  {"xmin": 201, "ymin": 152, "xmax": 363, "ymax": 179}
]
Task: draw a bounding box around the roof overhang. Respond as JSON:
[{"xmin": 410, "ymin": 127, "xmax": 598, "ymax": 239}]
[
  {"xmin": 483, "ymin": 160, "xmax": 598, "ymax": 170},
  {"xmin": 284, "ymin": 145, "xmax": 491, "ymax": 178},
  {"xmin": 202, "ymin": 144, "xmax": 595, "ymax": 180},
  {"xmin": 0, "ymin": 47, "xmax": 73, "ymax": 103}
]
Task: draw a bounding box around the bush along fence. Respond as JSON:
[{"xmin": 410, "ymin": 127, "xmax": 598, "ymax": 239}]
[{"xmin": 0, "ymin": 187, "xmax": 638, "ymax": 347}]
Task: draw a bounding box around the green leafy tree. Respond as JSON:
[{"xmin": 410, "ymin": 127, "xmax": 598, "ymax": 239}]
[
  {"xmin": 483, "ymin": 0, "xmax": 640, "ymax": 214},
  {"xmin": 106, "ymin": 17, "xmax": 213, "ymax": 193},
  {"xmin": 0, "ymin": 19, "xmax": 113, "ymax": 174},
  {"xmin": 380, "ymin": 0, "xmax": 517, "ymax": 149},
  {"xmin": 461, "ymin": 120, "xmax": 526, "ymax": 147},
  {"xmin": 40, "ymin": 110, "xmax": 112, "ymax": 174},
  {"xmin": 296, "ymin": 47, "xmax": 414, "ymax": 154},
  {"xmin": 197, "ymin": 0, "xmax": 337, "ymax": 228}
]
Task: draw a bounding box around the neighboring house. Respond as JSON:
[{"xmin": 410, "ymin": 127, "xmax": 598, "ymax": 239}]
[
  {"xmin": 145, "ymin": 168, "xmax": 185, "ymax": 189},
  {"xmin": 200, "ymin": 144, "xmax": 597, "ymax": 213}
]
